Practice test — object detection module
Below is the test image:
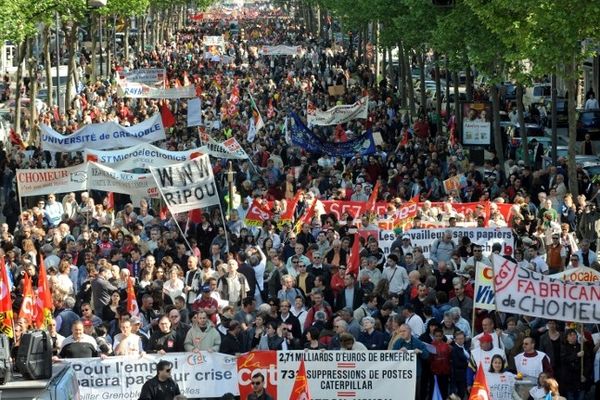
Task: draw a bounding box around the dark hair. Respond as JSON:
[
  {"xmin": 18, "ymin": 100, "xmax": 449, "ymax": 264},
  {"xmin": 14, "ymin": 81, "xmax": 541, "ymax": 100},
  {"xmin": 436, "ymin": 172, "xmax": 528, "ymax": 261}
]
[
  {"xmin": 307, "ymin": 326, "xmax": 320, "ymax": 340},
  {"xmin": 156, "ymin": 360, "xmax": 173, "ymax": 373},
  {"xmin": 242, "ymin": 297, "xmax": 255, "ymax": 307},
  {"xmin": 488, "ymin": 354, "xmax": 506, "ymax": 373},
  {"xmin": 251, "ymin": 372, "xmax": 265, "ymax": 382}
]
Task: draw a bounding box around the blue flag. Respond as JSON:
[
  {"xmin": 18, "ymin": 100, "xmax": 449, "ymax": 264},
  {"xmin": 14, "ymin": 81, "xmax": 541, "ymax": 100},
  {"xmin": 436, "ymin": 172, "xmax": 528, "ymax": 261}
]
[
  {"xmin": 432, "ymin": 376, "xmax": 443, "ymax": 400},
  {"xmin": 290, "ymin": 112, "xmax": 376, "ymax": 157}
]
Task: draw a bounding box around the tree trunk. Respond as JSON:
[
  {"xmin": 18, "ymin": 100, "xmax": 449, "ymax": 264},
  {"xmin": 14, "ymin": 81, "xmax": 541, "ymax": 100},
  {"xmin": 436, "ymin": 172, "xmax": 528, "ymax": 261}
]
[
  {"xmin": 357, "ymin": 30, "xmax": 363, "ymax": 62},
  {"xmin": 491, "ymin": 83, "xmax": 504, "ymax": 166},
  {"xmin": 43, "ymin": 24, "xmax": 53, "ymax": 107},
  {"xmin": 398, "ymin": 43, "xmax": 405, "ymax": 109},
  {"xmin": 418, "ymin": 49, "xmax": 426, "ymax": 115},
  {"xmin": 65, "ymin": 21, "xmax": 79, "ymax": 110},
  {"xmin": 465, "ymin": 64, "xmax": 473, "ymax": 101},
  {"xmin": 91, "ymin": 13, "xmax": 98, "ymax": 82},
  {"xmin": 106, "ymin": 17, "xmax": 112, "ymax": 79},
  {"xmin": 14, "ymin": 40, "xmax": 28, "ymax": 135},
  {"xmin": 516, "ymin": 84, "xmax": 529, "ymax": 167},
  {"xmin": 124, "ymin": 17, "xmax": 130, "ymax": 63},
  {"xmin": 445, "ymin": 58, "xmax": 450, "ymax": 119},
  {"xmin": 405, "ymin": 45, "xmax": 416, "ymax": 118},
  {"xmin": 434, "ymin": 52, "xmax": 442, "ymax": 134},
  {"xmin": 566, "ymin": 58, "xmax": 579, "ymax": 197},
  {"xmin": 27, "ymin": 39, "xmax": 38, "ymax": 146},
  {"xmin": 453, "ymin": 71, "xmax": 459, "ymax": 116}
]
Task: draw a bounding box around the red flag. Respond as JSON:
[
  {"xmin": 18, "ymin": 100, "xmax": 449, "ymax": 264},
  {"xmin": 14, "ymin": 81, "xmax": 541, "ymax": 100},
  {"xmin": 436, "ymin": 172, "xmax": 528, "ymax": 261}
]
[
  {"xmin": 346, "ymin": 233, "xmax": 361, "ymax": 277},
  {"xmin": 160, "ymin": 103, "xmax": 176, "ymax": 128},
  {"xmin": 289, "ymin": 357, "xmax": 311, "ymax": 400},
  {"xmin": 267, "ymin": 98, "xmax": 275, "ymax": 119},
  {"xmin": 468, "ymin": 362, "xmax": 492, "ymax": 400},
  {"xmin": 280, "ymin": 191, "xmax": 302, "ymax": 226},
  {"xmin": 294, "ymin": 199, "xmax": 317, "ymax": 234},
  {"xmin": 34, "ymin": 256, "xmax": 54, "ymax": 329},
  {"xmin": 0, "ymin": 257, "xmax": 14, "ymax": 338},
  {"xmin": 159, "ymin": 206, "xmax": 170, "ymax": 220},
  {"xmin": 365, "ymin": 181, "xmax": 381, "ymax": 213},
  {"xmin": 126, "ymin": 278, "xmax": 139, "ymax": 317},
  {"xmin": 106, "ymin": 192, "xmax": 114, "ymax": 211},
  {"xmin": 18, "ymin": 273, "xmax": 34, "ymax": 325},
  {"xmin": 409, "ymin": 193, "xmax": 420, "ymax": 203}
]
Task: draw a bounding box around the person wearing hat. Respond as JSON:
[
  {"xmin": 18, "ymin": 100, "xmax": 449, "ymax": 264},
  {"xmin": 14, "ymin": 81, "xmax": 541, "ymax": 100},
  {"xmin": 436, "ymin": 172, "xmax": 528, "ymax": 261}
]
[
  {"xmin": 467, "ymin": 332, "xmax": 506, "ymax": 389},
  {"xmin": 192, "ymin": 284, "xmax": 219, "ymax": 325},
  {"xmin": 138, "ymin": 360, "xmax": 181, "ymax": 400}
]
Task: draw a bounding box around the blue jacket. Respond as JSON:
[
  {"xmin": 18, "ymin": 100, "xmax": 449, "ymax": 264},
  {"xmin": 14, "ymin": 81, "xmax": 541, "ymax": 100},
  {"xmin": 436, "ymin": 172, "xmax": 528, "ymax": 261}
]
[
  {"xmin": 358, "ymin": 329, "xmax": 389, "ymax": 350},
  {"xmin": 392, "ymin": 336, "xmax": 430, "ymax": 376}
]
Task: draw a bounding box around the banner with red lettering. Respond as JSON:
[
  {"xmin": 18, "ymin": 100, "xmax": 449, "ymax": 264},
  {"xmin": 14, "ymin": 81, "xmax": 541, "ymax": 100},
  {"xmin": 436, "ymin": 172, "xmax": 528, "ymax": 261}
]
[
  {"xmin": 16, "ymin": 163, "xmax": 88, "ymax": 197},
  {"xmin": 492, "ymin": 255, "xmax": 600, "ymax": 323}
]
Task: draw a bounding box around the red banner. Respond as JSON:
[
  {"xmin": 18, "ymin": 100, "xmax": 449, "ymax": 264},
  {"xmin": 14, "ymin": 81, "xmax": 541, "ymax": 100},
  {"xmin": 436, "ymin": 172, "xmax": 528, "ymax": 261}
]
[
  {"xmin": 237, "ymin": 351, "xmax": 277, "ymax": 399},
  {"xmin": 244, "ymin": 199, "xmax": 274, "ymax": 227}
]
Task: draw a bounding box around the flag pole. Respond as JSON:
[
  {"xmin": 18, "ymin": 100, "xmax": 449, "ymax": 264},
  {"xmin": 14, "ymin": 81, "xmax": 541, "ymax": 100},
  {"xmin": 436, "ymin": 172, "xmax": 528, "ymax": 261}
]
[
  {"xmin": 170, "ymin": 213, "xmax": 194, "ymax": 254},
  {"xmin": 217, "ymin": 204, "xmax": 230, "ymax": 253}
]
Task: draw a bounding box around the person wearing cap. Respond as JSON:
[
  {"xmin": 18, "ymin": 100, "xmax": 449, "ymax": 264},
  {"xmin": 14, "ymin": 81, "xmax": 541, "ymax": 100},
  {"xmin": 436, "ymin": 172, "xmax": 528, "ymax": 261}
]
[
  {"xmin": 138, "ymin": 360, "xmax": 181, "ymax": 400},
  {"xmin": 192, "ymin": 284, "xmax": 219, "ymax": 325},
  {"xmin": 467, "ymin": 332, "xmax": 506, "ymax": 388}
]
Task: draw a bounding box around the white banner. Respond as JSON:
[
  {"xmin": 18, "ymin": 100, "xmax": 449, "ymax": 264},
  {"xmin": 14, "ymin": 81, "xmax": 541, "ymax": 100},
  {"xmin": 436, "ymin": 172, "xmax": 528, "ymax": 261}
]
[
  {"xmin": 474, "ymin": 262, "xmax": 495, "ymax": 310},
  {"xmin": 492, "ymin": 255, "xmax": 600, "ymax": 324},
  {"xmin": 200, "ymin": 134, "xmax": 248, "ymax": 159},
  {"xmin": 117, "ymin": 82, "xmax": 196, "ymax": 99},
  {"xmin": 258, "ymin": 45, "xmax": 302, "ymax": 56},
  {"xmin": 16, "ymin": 163, "xmax": 88, "ymax": 197},
  {"xmin": 85, "ymin": 144, "xmax": 204, "ymax": 171},
  {"xmin": 549, "ymin": 266, "xmax": 600, "ymax": 283},
  {"xmin": 276, "ymin": 350, "xmax": 415, "ymax": 399},
  {"xmin": 67, "ymin": 352, "xmax": 238, "ymax": 400},
  {"xmin": 404, "ymin": 227, "xmax": 514, "ymax": 259},
  {"xmin": 88, "ymin": 162, "xmax": 160, "ymax": 199},
  {"xmin": 486, "ymin": 372, "xmax": 517, "ymax": 400},
  {"xmin": 187, "ymin": 98, "xmax": 203, "ymax": 127},
  {"xmin": 40, "ymin": 114, "xmax": 166, "ymax": 152},
  {"xmin": 463, "ymin": 120, "xmax": 491, "ymax": 145},
  {"xmin": 204, "ymin": 35, "xmax": 225, "ymax": 48},
  {"xmin": 307, "ymin": 97, "xmax": 369, "ymax": 126},
  {"xmin": 118, "ymin": 68, "xmax": 165, "ymax": 88},
  {"xmin": 150, "ymin": 154, "xmax": 220, "ymax": 214}
]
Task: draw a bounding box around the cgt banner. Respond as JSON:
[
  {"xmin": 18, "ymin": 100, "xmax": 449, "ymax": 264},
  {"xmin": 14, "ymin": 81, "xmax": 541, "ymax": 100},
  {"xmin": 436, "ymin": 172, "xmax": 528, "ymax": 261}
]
[
  {"xmin": 66, "ymin": 352, "xmax": 238, "ymax": 400},
  {"xmin": 85, "ymin": 144, "xmax": 204, "ymax": 170},
  {"xmin": 474, "ymin": 262, "xmax": 495, "ymax": 310},
  {"xmin": 16, "ymin": 163, "xmax": 88, "ymax": 197},
  {"xmin": 307, "ymin": 97, "xmax": 369, "ymax": 126},
  {"xmin": 88, "ymin": 162, "xmax": 160, "ymax": 199},
  {"xmin": 150, "ymin": 154, "xmax": 220, "ymax": 214},
  {"xmin": 492, "ymin": 255, "xmax": 600, "ymax": 324},
  {"xmin": 40, "ymin": 114, "xmax": 166, "ymax": 152},
  {"xmin": 404, "ymin": 227, "xmax": 514, "ymax": 258},
  {"xmin": 237, "ymin": 350, "xmax": 416, "ymax": 400}
]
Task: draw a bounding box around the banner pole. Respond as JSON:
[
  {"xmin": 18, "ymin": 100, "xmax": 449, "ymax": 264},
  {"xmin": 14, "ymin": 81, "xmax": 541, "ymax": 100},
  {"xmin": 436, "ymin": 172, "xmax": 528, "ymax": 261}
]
[
  {"xmin": 171, "ymin": 213, "xmax": 194, "ymax": 254},
  {"xmin": 218, "ymin": 204, "xmax": 230, "ymax": 253}
]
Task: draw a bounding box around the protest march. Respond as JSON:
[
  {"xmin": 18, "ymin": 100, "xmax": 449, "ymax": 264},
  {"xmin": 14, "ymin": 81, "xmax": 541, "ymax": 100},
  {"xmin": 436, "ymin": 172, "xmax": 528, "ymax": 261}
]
[{"xmin": 0, "ymin": 1, "xmax": 599, "ymax": 400}]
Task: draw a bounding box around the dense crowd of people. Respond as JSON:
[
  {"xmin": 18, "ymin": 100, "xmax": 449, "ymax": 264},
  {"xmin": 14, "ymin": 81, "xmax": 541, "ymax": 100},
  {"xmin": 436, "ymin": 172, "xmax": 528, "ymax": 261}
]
[{"xmin": 1, "ymin": 3, "xmax": 600, "ymax": 400}]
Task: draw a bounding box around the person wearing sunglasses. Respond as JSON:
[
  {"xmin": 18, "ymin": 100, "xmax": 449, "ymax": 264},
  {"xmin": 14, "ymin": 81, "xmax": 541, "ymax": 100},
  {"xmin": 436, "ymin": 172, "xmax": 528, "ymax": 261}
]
[
  {"xmin": 247, "ymin": 372, "xmax": 273, "ymax": 400},
  {"xmin": 138, "ymin": 360, "xmax": 181, "ymax": 400}
]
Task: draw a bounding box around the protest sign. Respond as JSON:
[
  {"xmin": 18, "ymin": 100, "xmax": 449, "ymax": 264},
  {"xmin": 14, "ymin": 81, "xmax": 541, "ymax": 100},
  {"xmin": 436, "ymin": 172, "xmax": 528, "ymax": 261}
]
[
  {"xmin": 204, "ymin": 35, "xmax": 225, "ymax": 48},
  {"xmin": 462, "ymin": 102, "xmax": 492, "ymax": 146},
  {"xmin": 237, "ymin": 350, "xmax": 416, "ymax": 400},
  {"xmin": 291, "ymin": 113, "xmax": 375, "ymax": 157},
  {"xmin": 67, "ymin": 352, "xmax": 238, "ymax": 400},
  {"xmin": 150, "ymin": 155, "xmax": 220, "ymax": 214},
  {"xmin": 548, "ymin": 266, "xmax": 600, "ymax": 283},
  {"xmin": 187, "ymin": 98, "xmax": 203, "ymax": 127},
  {"xmin": 16, "ymin": 163, "xmax": 87, "ymax": 197},
  {"xmin": 404, "ymin": 227, "xmax": 514, "ymax": 258},
  {"xmin": 492, "ymin": 255, "xmax": 600, "ymax": 324},
  {"xmin": 87, "ymin": 162, "xmax": 160, "ymax": 199},
  {"xmin": 118, "ymin": 68, "xmax": 165, "ymax": 87},
  {"xmin": 443, "ymin": 174, "xmax": 467, "ymax": 194},
  {"xmin": 486, "ymin": 372, "xmax": 517, "ymax": 400},
  {"xmin": 258, "ymin": 45, "xmax": 302, "ymax": 56},
  {"xmin": 117, "ymin": 82, "xmax": 196, "ymax": 99},
  {"xmin": 244, "ymin": 199, "xmax": 275, "ymax": 226},
  {"xmin": 40, "ymin": 114, "xmax": 166, "ymax": 152},
  {"xmin": 328, "ymin": 85, "xmax": 346, "ymax": 96},
  {"xmin": 306, "ymin": 97, "xmax": 369, "ymax": 126},
  {"xmin": 85, "ymin": 144, "xmax": 203, "ymax": 171},
  {"xmin": 474, "ymin": 262, "xmax": 495, "ymax": 310},
  {"xmin": 199, "ymin": 133, "xmax": 248, "ymax": 159}
]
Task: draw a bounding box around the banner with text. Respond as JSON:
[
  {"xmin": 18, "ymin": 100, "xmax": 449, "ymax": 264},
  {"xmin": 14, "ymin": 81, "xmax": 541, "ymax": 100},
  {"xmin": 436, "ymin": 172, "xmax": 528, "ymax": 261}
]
[
  {"xmin": 117, "ymin": 82, "xmax": 196, "ymax": 99},
  {"xmin": 548, "ymin": 266, "xmax": 600, "ymax": 283},
  {"xmin": 88, "ymin": 162, "xmax": 160, "ymax": 199},
  {"xmin": 150, "ymin": 154, "xmax": 220, "ymax": 214},
  {"xmin": 307, "ymin": 97, "xmax": 369, "ymax": 126},
  {"xmin": 474, "ymin": 262, "xmax": 495, "ymax": 310},
  {"xmin": 85, "ymin": 144, "xmax": 203, "ymax": 170},
  {"xmin": 16, "ymin": 163, "xmax": 88, "ymax": 197},
  {"xmin": 404, "ymin": 227, "xmax": 514, "ymax": 258},
  {"xmin": 118, "ymin": 68, "xmax": 165, "ymax": 88},
  {"xmin": 492, "ymin": 255, "xmax": 600, "ymax": 324},
  {"xmin": 67, "ymin": 352, "xmax": 238, "ymax": 400},
  {"xmin": 258, "ymin": 45, "xmax": 302, "ymax": 56},
  {"xmin": 237, "ymin": 350, "xmax": 416, "ymax": 400},
  {"xmin": 40, "ymin": 114, "xmax": 166, "ymax": 152}
]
